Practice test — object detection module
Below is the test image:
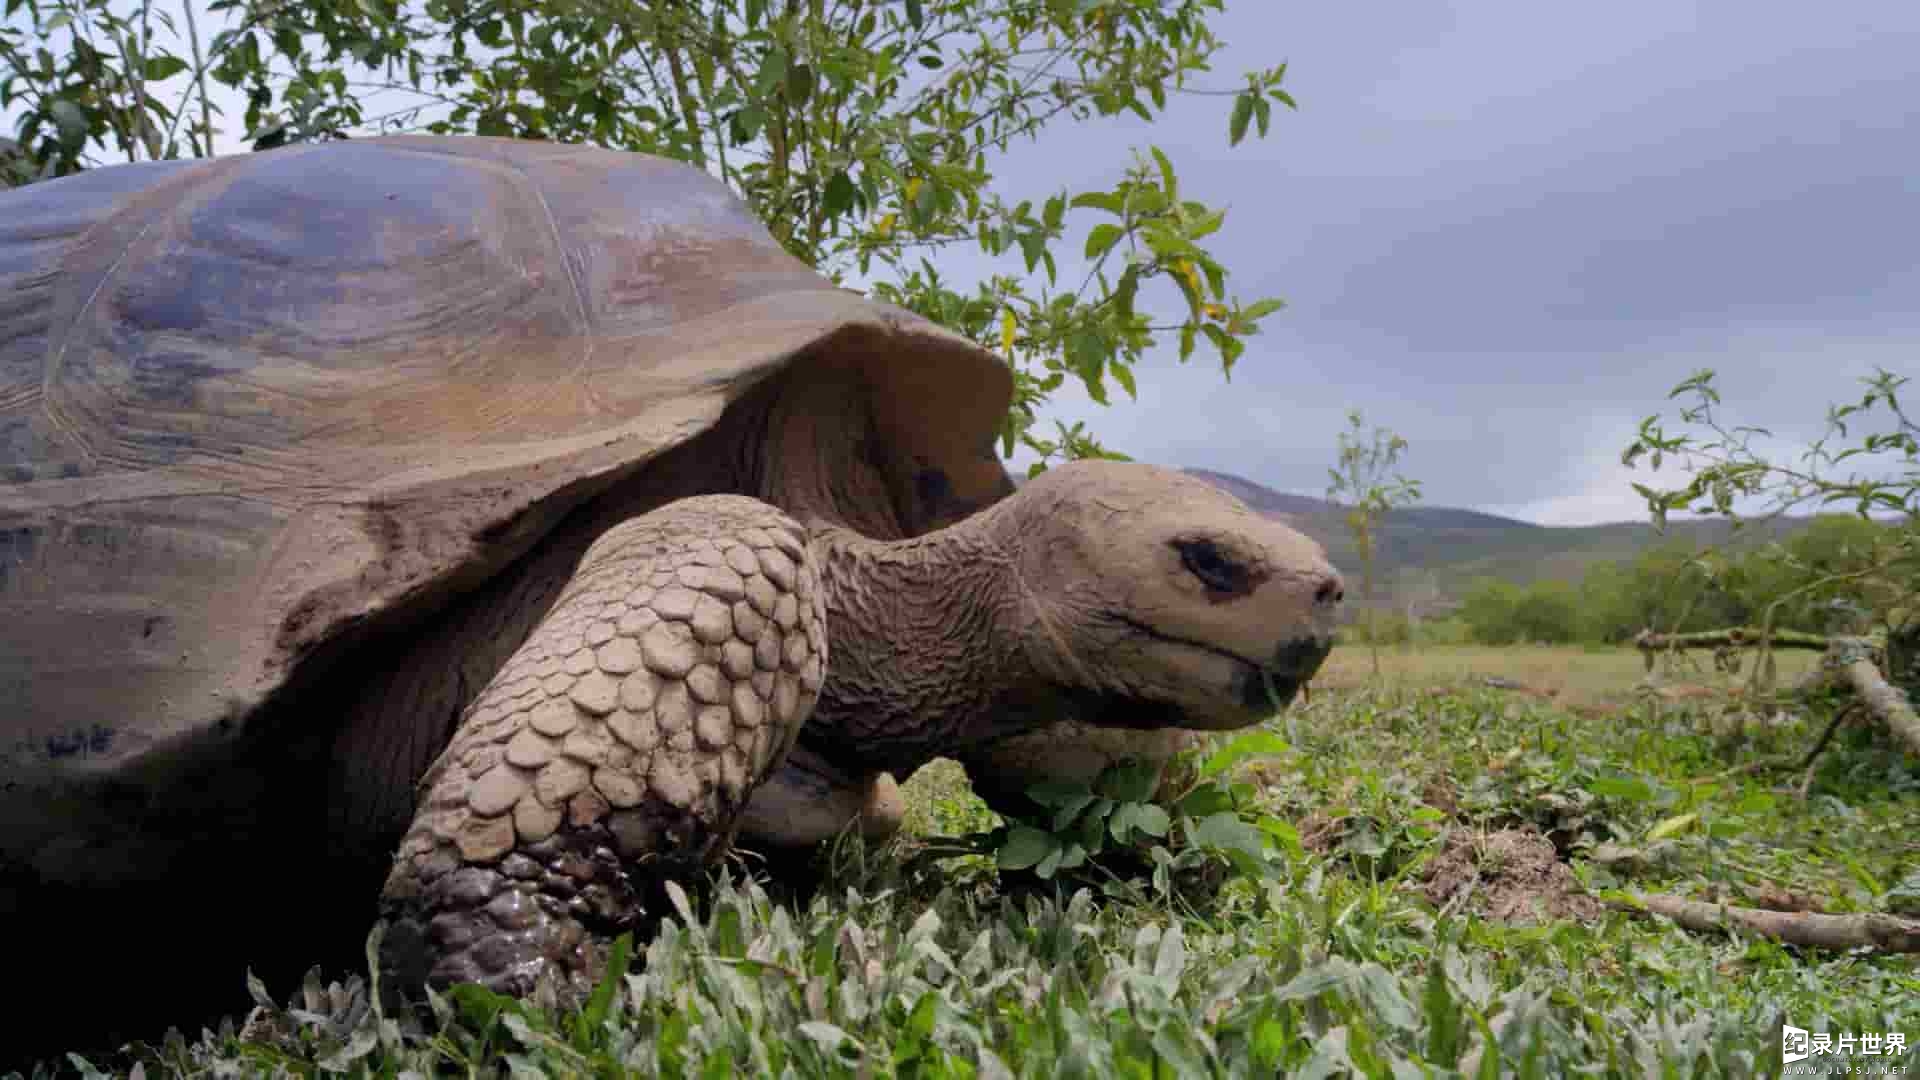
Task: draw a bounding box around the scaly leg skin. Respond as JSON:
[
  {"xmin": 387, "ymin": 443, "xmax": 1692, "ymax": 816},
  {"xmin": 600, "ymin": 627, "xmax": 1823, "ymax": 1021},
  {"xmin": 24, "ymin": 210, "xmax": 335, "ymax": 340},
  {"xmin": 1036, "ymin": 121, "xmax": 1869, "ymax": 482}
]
[{"xmin": 377, "ymin": 495, "xmax": 827, "ymax": 1001}]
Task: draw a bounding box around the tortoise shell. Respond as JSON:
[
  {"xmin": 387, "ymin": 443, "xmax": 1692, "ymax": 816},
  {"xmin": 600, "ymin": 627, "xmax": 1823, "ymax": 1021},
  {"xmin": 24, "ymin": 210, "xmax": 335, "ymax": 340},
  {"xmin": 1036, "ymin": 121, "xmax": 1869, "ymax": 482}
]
[{"xmin": 0, "ymin": 135, "xmax": 1010, "ymax": 879}]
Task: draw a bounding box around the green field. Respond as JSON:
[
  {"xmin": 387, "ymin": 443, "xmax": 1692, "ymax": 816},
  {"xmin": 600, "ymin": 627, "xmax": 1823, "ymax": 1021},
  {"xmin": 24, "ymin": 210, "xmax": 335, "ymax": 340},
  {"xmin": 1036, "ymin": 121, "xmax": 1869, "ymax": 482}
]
[
  {"xmin": 36, "ymin": 647, "xmax": 1920, "ymax": 1078},
  {"xmin": 1313, "ymin": 642, "xmax": 1823, "ymax": 711},
  {"xmin": 1187, "ymin": 468, "xmax": 1787, "ymax": 610}
]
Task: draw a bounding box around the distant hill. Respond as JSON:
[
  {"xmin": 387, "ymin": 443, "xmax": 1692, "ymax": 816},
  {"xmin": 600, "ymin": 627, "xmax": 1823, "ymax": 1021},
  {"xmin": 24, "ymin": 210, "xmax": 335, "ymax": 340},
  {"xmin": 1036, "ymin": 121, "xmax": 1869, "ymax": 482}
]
[{"xmin": 1180, "ymin": 467, "xmax": 1783, "ymax": 614}]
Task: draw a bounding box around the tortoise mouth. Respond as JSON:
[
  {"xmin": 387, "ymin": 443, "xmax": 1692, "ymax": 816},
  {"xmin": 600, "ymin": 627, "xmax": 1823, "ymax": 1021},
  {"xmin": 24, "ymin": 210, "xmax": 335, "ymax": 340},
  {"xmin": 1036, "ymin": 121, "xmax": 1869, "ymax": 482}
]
[
  {"xmin": 1064, "ymin": 665, "xmax": 1305, "ymax": 732},
  {"xmin": 1093, "ymin": 614, "xmax": 1328, "ymax": 730}
]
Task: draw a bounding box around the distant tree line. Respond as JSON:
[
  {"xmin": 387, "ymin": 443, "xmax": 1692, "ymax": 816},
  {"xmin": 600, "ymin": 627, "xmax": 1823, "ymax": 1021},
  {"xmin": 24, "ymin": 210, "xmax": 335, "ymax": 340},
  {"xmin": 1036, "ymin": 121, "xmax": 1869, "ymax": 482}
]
[{"xmin": 1346, "ymin": 514, "xmax": 1907, "ymax": 647}]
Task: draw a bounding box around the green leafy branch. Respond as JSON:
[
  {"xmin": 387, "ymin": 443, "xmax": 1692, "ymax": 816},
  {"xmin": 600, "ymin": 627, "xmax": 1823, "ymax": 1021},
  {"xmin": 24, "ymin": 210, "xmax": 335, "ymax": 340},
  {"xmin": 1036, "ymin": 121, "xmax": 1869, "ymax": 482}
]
[
  {"xmin": 5, "ymin": 0, "xmax": 1299, "ymax": 471},
  {"xmin": 934, "ymin": 729, "xmax": 1303, "ymax": 899}
]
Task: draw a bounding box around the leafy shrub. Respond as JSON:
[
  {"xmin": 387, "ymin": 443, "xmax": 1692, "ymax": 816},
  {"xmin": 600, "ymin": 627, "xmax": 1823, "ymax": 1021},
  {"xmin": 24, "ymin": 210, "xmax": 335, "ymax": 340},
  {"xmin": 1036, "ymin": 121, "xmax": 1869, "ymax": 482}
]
[{"xmin": 975, "ymin": 730, "xmax": 1301, "ymax": 898}]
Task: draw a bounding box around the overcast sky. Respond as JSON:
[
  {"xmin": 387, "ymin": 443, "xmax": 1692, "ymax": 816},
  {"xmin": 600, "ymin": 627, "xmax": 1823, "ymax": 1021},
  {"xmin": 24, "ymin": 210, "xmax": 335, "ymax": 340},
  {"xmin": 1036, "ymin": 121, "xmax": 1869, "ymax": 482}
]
[{"xmin": 987, "ymin": 1, "xmax": 1919, "ymax": 524}]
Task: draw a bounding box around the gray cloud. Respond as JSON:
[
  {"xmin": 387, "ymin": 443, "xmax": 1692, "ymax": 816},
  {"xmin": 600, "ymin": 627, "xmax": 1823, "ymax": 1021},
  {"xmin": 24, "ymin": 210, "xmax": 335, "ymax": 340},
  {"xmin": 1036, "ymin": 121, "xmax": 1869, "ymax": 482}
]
[{"xmin": 991, "ymin": 0, "xmax": 1920, "ymax": 523}]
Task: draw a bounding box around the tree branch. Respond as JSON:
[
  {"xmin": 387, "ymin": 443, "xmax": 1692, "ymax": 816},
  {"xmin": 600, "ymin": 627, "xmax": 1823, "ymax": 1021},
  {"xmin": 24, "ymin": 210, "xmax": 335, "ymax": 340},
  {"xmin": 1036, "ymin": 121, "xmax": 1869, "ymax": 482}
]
[
  {"xmin": 1632, "ymin": 627, "xmax": 1831, "ymax": 658},
  {"xmin": 178, "ymin": 0, "xmax": 217, "ymax": 156},
  {"xmin": 1841, "ymin": 654, "xmax": 1920, "ymax": 758},
  {"xmin": 1611, "ymin": 892, "xmax": 1920, "ymax": 953}
]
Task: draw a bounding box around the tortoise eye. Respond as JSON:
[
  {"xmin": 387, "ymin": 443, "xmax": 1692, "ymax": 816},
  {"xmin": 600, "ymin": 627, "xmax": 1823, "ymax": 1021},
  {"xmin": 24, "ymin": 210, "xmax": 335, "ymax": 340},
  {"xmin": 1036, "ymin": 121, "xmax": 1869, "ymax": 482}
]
[{"xmin": 1174, "ymin": 539, "xmax": 1247, "ymax": 595}]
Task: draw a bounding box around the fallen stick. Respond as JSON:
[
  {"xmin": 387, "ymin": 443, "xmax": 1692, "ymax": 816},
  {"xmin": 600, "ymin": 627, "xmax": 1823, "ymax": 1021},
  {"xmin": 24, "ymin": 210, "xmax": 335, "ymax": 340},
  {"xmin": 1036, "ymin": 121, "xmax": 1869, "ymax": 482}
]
[
  {"xmin": 1842, "ymin": 656, "xmax": 1920, "ymax": 758},
  {"xmin": 1611, "ymin": 893, "xmax": 1920, "ymax": 953},
  {"xmin": 1633, "ymin": 627, "xmax": 1832, "ymax": 654}
]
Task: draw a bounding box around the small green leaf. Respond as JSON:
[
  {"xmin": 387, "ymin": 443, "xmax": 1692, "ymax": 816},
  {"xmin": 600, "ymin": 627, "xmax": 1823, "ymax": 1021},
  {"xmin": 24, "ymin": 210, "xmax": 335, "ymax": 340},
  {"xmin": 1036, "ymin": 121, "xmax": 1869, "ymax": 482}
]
[
  {"xmin": 1254, "ymin": 816, "xmax": 1302, "ymax": 861},
  {"xmin": 1242, "ymin": 297, "xmax": 1287, "ymax": 322},
  {"xmin": 1350, "ymin": 962, "xmax": 1421, "ymax": 1032},
  {"xmin": 49, "ymin": 98, "xmax": 89, "ymax": 150},
  {"xmin": 1150, "ymin": 146, "xmax": 1177, "ymax": 200},
  {"xmin": 1154, "ymin": 924, "xmax": 1187, "ymax": 981},
  {"xmin": 1035, "ymin": 845, "xmax": 1064, "ymax": 879},
  {"xmin": 1133, "ymin": 804, "xmax": 1171, "ymax": 838},
  {"xmin": 788, "ymin": 62, "xmax": 815, "ymax": 105},
  {"xmin": 1076, "ymin": 808, "xmax": 1109, "ymax": 853},
  {"xmin": 1645, "ymin": 813, "xmax": 1698, "ymax": 842},
  {"xmin": 730, "ymin": 104, "xmax": 767, "ymax": 142},
  {"xmin": 1189, "ymin": 208, "xmax": 1226, "ymax": 240},
  {"xmin": 754, "ymin": 48, "xmax": 789, "ymax": 100},
  {"xmin": 822, "ymin": 170, "xmax": 858, "ymax": 218},
  {"xmin": 447, "ymin": 981, "xmax": 522, "ymax": 1031},
  {"xmin": 799, "ymin": 1021, "xmax": 856, "ymax": 1053},
  {"xmin": 1273, "ymin": 962, "xmax": 1349, "ymax": 1002},
  {"xmin": 906, "ymin": 991, "xmax": 937, "ymax": 1039},
  {"xmin": 1175, "ymin": 784, "xmax": 1233, "ymax": 818},
  {"xmin": 1423, "ymin": 948, "xmax": 1461, "ymax": 1062},
  {"xmin": 664, "ymin": 879, "xmax": 697, "ymax": 924},
  {"xmin": 997, "ymin": 826, "xmax": 1057, "ymax": 870},
  {"xmin": 1095, "ymin": 761, "xmax": 1159, "ymax": 803},
  {"xmin": 1051, "ymin": 793, "xmax": 1097, "ymax": 830},
  {"xmin": 1200, "ymin": 731, "xmax": 1292, "ymax": 777},
  {"xmin": 1069, "ymin": 190, "xmax": 1127, "ymax": 215},
  {"xmin": 1191, "ymin": 811, "xmax": 1266, "ymax": 863},
  {"xmin": 317, "ymin": 1027, "xmax": 378, "ymax": 1070},
  {"xmin": 1017, "ymin": 231, "xmax": 1046, "ymax": 273},
  {"xmin": 144, "ymin": 55, "xmax": 189, "ymax": 81},
  {"xmin": 1229, "ymin": 93, "xmax": 1252, "ymax": 146},
  {"xmin": 1084, "ymin": 222, "xmax": 1124, "ymax": 259},
  {"xmin": 1589, "ymin": 776, "xmax": 1656, "ymax": 802}
]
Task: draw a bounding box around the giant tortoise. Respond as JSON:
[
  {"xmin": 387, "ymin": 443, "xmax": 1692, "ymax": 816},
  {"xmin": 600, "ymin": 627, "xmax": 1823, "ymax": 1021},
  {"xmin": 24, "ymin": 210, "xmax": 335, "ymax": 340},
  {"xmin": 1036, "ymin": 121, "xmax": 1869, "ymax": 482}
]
[{"xmin": 0, "ymin": 136, "xmax": 1339, "ymax": 1052}]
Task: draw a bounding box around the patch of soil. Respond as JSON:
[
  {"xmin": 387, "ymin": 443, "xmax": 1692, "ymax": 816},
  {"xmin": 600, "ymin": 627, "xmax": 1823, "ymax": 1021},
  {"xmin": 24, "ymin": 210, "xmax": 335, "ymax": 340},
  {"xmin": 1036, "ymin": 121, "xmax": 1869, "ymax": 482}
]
[
  {"xmin": 1297, "ymin": 810, "xmax": 1344, "ymax": 854},
  {"xmin": 1419, "ymin": 777, "xmax": 1459, "ymax": 818},
  {"xmin": 1415, "ymin": 827, "xmax": 1602, "ymax": 924}
]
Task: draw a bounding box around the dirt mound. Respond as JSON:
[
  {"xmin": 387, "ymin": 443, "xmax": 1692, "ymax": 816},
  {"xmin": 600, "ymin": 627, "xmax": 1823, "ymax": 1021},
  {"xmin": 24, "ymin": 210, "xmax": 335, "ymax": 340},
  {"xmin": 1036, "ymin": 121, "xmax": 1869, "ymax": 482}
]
[{"xmin": 1416, "ymin": 827, "xmax": 1601, "ymax": 924}]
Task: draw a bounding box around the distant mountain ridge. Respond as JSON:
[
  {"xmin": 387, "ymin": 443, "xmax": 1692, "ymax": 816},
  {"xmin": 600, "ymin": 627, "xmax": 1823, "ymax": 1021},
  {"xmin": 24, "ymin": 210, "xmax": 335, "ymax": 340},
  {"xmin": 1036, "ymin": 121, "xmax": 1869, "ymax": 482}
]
[
  {"xmin": 1184, "ymin": 468, "xmax": 1545, "ymax": 533},
  {"xmin": 1178, "ymin": 467, "xmax": 1776, "ymax": 614}
]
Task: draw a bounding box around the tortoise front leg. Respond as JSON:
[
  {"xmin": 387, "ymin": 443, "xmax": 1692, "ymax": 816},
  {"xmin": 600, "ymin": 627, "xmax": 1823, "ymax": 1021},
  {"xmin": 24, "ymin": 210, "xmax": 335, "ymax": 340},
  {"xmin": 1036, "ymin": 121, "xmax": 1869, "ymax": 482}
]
[{"xmin": 377, "ymin": 495, "xmax": 826, "ymax": 1000}]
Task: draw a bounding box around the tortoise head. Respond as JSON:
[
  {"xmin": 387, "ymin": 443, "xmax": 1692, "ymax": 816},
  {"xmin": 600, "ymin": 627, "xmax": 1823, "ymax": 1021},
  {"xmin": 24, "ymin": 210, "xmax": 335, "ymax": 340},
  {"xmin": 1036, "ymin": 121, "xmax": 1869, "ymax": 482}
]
[{"xmin": 999, "ymin": 459, "xmax": 1342, "ymax": 730}]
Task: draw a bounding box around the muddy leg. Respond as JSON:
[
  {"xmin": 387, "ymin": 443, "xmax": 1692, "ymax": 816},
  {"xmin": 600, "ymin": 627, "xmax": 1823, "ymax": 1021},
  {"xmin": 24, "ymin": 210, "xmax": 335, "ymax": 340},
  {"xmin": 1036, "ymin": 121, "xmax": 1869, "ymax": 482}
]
[{"xmin": 377, "ymin": 495, "xmax": 826, "ymax": 1000}]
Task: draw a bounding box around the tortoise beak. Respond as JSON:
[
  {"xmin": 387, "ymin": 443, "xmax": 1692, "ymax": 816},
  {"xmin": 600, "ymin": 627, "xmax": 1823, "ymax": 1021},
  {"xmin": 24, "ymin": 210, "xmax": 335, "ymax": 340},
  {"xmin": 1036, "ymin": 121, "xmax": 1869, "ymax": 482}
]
[{"xmin": 1236, "ymin": 633, "xmax": 1335, "ymax": 712}]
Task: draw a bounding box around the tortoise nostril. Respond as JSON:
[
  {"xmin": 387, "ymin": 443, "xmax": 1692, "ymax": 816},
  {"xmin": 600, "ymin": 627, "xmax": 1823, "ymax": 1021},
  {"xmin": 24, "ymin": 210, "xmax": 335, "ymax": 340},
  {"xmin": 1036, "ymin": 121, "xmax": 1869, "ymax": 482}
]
[{"xmin": 1314, "ymin": 579, "xmax": 1343, "ymax": 607}]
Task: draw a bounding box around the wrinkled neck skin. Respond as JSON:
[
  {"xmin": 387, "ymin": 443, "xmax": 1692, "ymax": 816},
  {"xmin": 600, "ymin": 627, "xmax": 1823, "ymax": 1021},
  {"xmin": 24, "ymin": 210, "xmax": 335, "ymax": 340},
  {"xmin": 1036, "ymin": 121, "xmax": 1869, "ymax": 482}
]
[
  {"xmin": 804, "ymin": 505, "xmax": 1060, "ymax": 777},
  {"xmin": 751, "ymin": 353, "xmax": 1069, "ymax": 776}
]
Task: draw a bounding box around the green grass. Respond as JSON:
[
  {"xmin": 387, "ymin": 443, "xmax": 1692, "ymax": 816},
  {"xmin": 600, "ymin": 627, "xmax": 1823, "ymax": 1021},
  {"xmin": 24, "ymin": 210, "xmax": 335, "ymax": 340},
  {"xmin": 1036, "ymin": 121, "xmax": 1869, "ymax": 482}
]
[{"xmin": 27, "ymin": 650, "xmax": 1920, "ymax": 1078}]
